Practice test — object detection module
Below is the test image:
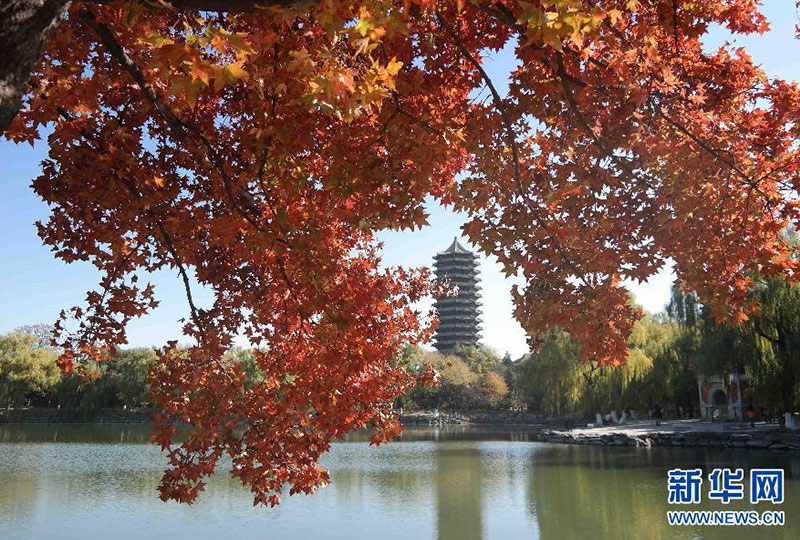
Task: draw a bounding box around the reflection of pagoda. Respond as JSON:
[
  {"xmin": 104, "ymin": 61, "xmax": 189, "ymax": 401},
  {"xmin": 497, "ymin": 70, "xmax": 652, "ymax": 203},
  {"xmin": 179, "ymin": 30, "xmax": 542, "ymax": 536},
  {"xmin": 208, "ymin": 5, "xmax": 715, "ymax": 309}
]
[{"xmin": 433, "ymin": 238, "xmax": 482, "ymax": 352}]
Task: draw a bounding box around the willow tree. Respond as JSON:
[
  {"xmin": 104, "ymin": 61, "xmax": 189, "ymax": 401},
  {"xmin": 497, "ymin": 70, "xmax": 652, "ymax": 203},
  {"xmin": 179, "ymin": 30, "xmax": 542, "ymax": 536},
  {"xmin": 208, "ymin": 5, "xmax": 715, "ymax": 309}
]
[
  {"xmin": 2, "ymin": 0, "xmax": 800, "ymax": 505},
  {"xmin": 669, "ymin": 276, "xmax": 800, "ymax": 413},
  {"xmin": 748, "ymin": 277, "xmax": 800, "ymax": 412}
]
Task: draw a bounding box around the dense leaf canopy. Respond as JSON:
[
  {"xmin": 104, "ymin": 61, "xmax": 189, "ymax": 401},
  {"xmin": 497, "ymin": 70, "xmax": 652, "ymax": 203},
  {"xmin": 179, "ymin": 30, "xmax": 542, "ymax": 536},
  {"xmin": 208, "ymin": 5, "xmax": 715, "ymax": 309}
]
[{"xmin": 4, "ymin": 0, "xmax": 800, "ymax": 505}]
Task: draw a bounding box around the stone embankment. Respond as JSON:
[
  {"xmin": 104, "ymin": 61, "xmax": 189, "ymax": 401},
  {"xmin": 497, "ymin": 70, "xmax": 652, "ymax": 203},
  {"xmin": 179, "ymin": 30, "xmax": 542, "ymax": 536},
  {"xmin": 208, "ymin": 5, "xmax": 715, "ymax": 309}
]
[{"xmin": 537, "ymin": 428, "xmax": 800, "ymax": 451}]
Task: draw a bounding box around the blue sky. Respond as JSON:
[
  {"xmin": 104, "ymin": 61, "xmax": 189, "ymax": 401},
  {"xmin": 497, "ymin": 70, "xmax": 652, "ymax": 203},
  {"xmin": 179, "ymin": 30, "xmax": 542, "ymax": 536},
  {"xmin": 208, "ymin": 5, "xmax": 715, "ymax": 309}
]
[{"xmin": 1, "ymin": 2, "xmax": 798, "ymax": 358}]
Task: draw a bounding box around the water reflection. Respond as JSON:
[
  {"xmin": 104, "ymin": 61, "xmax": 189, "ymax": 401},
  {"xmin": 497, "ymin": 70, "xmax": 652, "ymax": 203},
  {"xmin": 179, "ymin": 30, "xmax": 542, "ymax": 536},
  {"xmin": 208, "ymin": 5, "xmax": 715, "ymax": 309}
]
[
  {"xmin": 436, "ymin": 444, "xmax": 483, "ymax": 540},
  {"xmin": 527, "ymin": 445, "xmax": 800, "ymax": 540},
  {"xmin": 1, "ymin": 425, "xmax": 799, "ymax": 540}
]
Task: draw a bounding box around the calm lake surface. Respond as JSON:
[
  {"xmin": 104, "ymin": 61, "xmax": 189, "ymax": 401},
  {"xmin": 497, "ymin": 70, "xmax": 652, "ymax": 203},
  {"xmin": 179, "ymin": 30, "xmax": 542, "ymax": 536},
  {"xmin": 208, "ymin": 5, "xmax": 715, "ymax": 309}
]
[{"xmin": 1, "ymin": 424, "xmax": 799, "ymax": 539}]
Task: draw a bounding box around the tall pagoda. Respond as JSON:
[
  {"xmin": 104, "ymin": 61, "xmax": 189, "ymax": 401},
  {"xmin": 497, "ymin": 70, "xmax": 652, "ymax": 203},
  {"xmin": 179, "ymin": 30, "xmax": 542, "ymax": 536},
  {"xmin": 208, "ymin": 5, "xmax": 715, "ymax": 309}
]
[{"xmin": 433, "ymin": 237, "xmax": 482, "ymax": 352}]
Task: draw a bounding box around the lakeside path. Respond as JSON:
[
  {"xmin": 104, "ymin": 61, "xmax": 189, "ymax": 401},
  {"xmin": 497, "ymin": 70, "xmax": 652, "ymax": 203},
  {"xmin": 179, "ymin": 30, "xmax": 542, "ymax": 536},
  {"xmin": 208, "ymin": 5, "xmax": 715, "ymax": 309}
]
[{"xmin": 538, "ymin": 419, "xmax": 800, "ymax": 451}]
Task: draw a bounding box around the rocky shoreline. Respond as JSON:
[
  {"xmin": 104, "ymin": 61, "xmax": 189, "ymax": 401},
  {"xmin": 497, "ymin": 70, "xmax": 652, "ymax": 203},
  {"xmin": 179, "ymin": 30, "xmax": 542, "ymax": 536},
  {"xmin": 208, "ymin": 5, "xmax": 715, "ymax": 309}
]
[
  {"xmin": 399, "ymin": 410, "xmax": 549, "ymax": 427},
  {"xmin": 0, "ymin": 408, "xmax": 151, "ymax": 424},
  {"xmin": 3, "ymin": 408, "xmax": 549, "ymax": 426},
  {"xmin": 537, "ymin": 428, "xmax": 800, "ymax": 451},
  {"xmin": 8, "ymin": 407, "xmax": 797, "ymax": 453}
]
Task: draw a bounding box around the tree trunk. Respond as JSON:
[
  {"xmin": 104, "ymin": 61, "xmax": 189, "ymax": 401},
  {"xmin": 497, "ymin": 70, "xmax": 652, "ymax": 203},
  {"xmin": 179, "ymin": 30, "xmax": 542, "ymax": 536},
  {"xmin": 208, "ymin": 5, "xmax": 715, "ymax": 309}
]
[{"xmin": 0, "ymin": 0, "xmax": 71, "ymax": 134}]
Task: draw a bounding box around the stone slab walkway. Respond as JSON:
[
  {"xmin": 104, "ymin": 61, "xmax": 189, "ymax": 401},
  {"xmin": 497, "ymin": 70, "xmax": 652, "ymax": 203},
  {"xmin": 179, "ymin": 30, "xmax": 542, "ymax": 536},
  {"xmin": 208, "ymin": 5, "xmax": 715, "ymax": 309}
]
[
  {"xmin": 538, "ymin": 419, "xmax": 800, "ymax": 451},
  {"xmin": 566, "ymin": 418, "xmax": 782, "ymax": 437}
]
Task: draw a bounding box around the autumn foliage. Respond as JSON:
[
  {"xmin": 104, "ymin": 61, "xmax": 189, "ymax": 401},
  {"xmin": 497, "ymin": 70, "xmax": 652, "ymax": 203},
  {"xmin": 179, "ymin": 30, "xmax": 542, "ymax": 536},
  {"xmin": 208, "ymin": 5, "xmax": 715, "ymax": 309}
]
[{"xmin": 4, "ymin": 0, "xmax": 800, "ymax": 505}]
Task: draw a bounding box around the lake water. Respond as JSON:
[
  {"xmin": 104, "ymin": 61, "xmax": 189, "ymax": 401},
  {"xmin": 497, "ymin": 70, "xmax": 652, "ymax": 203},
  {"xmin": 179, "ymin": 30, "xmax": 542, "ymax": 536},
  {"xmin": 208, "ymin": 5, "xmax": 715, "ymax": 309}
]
[{"xmin": 1, "ymin": 424, "xmax": 799, "ymax": 539}]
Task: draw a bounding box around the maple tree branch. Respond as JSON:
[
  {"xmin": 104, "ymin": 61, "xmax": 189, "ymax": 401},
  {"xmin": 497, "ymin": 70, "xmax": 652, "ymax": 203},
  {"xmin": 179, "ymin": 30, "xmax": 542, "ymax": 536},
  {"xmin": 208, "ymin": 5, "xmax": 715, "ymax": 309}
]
[
  {"xmin": 436, "ymin": 13, "xmax": 525, "ymax": 203},
  {"xmin": 555, "ymin": 54, "xmax": 611, "ymax": 156},
  {"xmin": 475, "ymin": 4, "xmax": 667, "ymax": 197},
  {"xmin": 0, "ymin": 0, "xmax": 318, "ymax": 134},
  {"xmin": 477, "ymin": 1, "xmax": 608, "ymax": 72},
  {"xmin": 53, "ymin": 107, "xmax": 236, "ymax": 381},
  {"xmin": 81, "ymin": 8, "xmax": 264, "ymax": 230},
  {"xmin": 392, "ymin": 100, "xmax": 445, "ymax": 137},
  {"xmin": 65, "ymin": 240, "xmax": 144, "ymax": 356},
  {"xmin": 366, "ymin": 107, "xmax": 400, "ymax": 148},
  {"xmin": 651, "ymin": 98, "xmax": 779, "ymax": 227},
  {"xmin": 650, "ymin": 100, "xmax": 749, "ymax": 179},
  {"xmin": 648, "ymin": 97, "xmax": 776, "ymax": 208},
  {"xmin": 251, "ymin": 138, "xmax": 314, "ymax": 340},
  {"xmin": 753, "ymin": 163, "xmax": 796, "ymax": 189},
  {"xmin": 80, "ymin": 9, "xmax": 183, "ymax": 130},
  {"xmin": 474, "ymin": 3, "xmax": 781, "ymax": 258},
  {"xmin": 491, "ymin": 0, "xmax": 769, "ymax": 204},
  {"xmin": 672, "ymin": 0, "xmax": 681, "ymax": 55},
  {"xmin": 436, "ymin": 11, "xmax": 587, "ymax": 280},
  {"xmin": 154, "ymin": 223, "xmax": 204, "ymax": 334},
  {"xmin": 149, "ymin": 217, "xmax": 236, "ymax": 381},
  {"xmin": 91, "ymin": 0, "xmax": 316, "ymax": 12},
  {"xmin": 475, "ymin": 4, "xmax": 639, "ymax": 179},
  {"xmin": 554, "ymin": 53, "xmax": 656, "ymax": 192},
  {"xmin": 254, "ymin": 159, "xmax": 305, "ymax": 308},
  {"xmin": 82, "ymin": 10, "xmax": 325, "ymax": 331},
  {"xmin": 108, "ymin": 172, "xmax": 212, "ymax": 354}
]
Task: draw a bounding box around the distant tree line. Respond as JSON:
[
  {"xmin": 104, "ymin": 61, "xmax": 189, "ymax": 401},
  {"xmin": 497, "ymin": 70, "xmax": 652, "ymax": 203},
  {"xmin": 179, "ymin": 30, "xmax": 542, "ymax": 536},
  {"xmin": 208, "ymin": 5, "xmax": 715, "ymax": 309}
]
[
  {"xmin": 0, "ymin": 329, "xmax": 513, "ymax": 416},
  {"xmin": 0, "ymin": 329, "xmax": 156, "ymax": 417},
  {"xmin": 0, "ymin": 328, "xmax": 264, "ymax": 417},
  {"xmin": 5, "ymin": 262, "xmax": 800, "ymax": 420},
  {"xmin": 515, "ymin": 269, "xmax": 800, "ymax": 419},
  {"xmin": 397, "ymin": 344, "xmax": 512, "ymax": 411}
]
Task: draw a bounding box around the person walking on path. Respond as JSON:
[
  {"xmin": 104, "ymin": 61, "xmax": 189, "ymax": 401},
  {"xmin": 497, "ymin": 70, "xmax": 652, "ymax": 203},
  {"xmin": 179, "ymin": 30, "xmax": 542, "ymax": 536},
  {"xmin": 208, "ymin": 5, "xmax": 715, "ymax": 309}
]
[{"xmin": 746, "ymin": 404, "xmax": 757, "ymax": 428}]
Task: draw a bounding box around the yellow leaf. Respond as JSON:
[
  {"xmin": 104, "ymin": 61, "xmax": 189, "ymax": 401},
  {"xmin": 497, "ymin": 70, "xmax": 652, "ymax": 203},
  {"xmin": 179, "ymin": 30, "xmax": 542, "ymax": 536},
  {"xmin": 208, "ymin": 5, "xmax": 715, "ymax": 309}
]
[
  {"xmin": 228, "ymin": 32, "xmax": 256, "ymax": 57},
  {"xmin": 353, "ymin": 18, "xmax": 373, "ymax": 37},
  {"xmin": 227, "ymin": 60, "xmax": 249, "ymax": 81},
  {"xmin": 170, "ymin": 76, "xmax": 204, "ymax": 109},
  {"xmin": 386, "ymin": 58, "xmax": 403, "ymax": 76}
]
